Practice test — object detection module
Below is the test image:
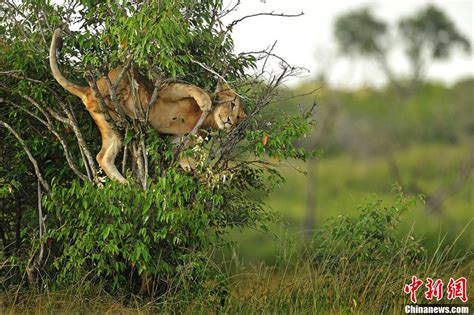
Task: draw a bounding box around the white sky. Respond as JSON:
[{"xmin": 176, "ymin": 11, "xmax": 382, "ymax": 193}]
[{"xmin": 223, "ymin": 0, "xmax": 474, "ymax": 88}]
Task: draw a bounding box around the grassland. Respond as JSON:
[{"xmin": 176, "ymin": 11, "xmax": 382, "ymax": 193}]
[
  {"xmin": 2, "ymin": 81, "xmax": 473, "ymax": 313},
  {"xmin": 228, "ymin": 141, "xmax": 473, "ymax": 263}
]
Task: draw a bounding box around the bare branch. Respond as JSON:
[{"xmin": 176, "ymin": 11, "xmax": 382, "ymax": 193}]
[
  {"xmin": 140, "ymin": 136, "xmax": 148, "ymax": 188},
  {"xmin": 188, "ymin": 57, "xmax": 246, "ymax": 99},
  {"xmin": 241, "ymin": 46, "xmax": 310, "ymax": 75},
  {"xmin": 228, "ymin": 11, "xmax": 304, "ymax": 28},
  {"xmin": 87, "ymin": 76, "xmax": 121, "ymax": 135},
  {"xmin": 189, "ymin": 57, "xmax": 229, "ymax": 86},
  {"xmin": 122, "ymin": 126, "xmax": 129, "ymax": 176},
  {"xmin": 132, "ymin": 141, "xmax": 146, "ymax": 189},
  {"xmin": 261, "ymin": 41, "xmax": 278, "ymax": 76},
  {"xmin": 112, "ymin": 59, "xmax": 132, "ymax": 90},
  {"xmin": 26, "ymin": 178, "xmax": 46, "ymax": 287},
  {"xmin": 0, "ymin": 73, "xmax": 71, "ymax": 123},
  {"xmin": 103, "ymin": 75, "xmax": 126, "ymax": 123},
  {"xmin": 271, "ymin": 86, "xmax": 322, "ymax": 104},
  {"xmin": 128, "ymin": 66, "xmax": 146, "ymax": 121},
  {"xmin": 65, "ymin": 100, "xmax": 99, "ymax": 180},
  {"xmin": 36, "ymin": 178, "xmax": 45, "ymax": 272},
  {"xmin": 218, "ymin": 0, "xmax": 241, "ymax": 18},
  {"xmin": 79, "ymin": 144, "xmax": 93, "ymax": 181},
  {"xmin": 171, "ymin": 111, "xmax": 209, "ymax": 168}
]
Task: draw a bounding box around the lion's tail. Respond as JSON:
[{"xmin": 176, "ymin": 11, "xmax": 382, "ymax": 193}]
[{"xmin": 49, "ymin": 29, "xmax": 88, "ymax": 99}]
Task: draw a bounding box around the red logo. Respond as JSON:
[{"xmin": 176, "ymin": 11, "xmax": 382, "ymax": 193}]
[
  {"xmin": 404, "ymin": 276, "xmax": 468, "ymax": 304},
  {"xmin": 425, "ymin": 278, "xmax": 443, "ymax": 301},
  {"xmin": 404, "ymin": 276, "xmax": 424, "ymax": 303},
  {"xmin": 447, "ymin": 277, "xmax": 468, "ymax": 303}
]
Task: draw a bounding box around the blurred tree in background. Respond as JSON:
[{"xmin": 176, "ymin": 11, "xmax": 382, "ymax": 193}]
[
  {"xmin": 297, "ymin": 4, "xmax": 473, "ymax": 236},
  {"xmin": 332, "ymin": 5, "xmax": 472, "ymax": 214},
  {"xmin": 399, "ymin": 5, "xmax": 471, "ymax": 85},
  {"xmin": 335, "ymin": 5, "xmax": 471, "ymax": 93}
]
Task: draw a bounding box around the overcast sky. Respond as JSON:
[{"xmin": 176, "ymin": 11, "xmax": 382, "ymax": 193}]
[{"xmin": 223, "ymin": 0, "xmax": 474, "ymax": 88}]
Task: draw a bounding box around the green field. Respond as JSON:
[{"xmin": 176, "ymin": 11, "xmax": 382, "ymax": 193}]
[{"xmin": 228, "ymin": 140, "xmax": 473, "ymax": 264}]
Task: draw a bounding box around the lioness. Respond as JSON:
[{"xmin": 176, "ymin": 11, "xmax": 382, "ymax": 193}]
[{"xmin": 49, "ymin": 29, "xmax": 246, "ymax": 182}]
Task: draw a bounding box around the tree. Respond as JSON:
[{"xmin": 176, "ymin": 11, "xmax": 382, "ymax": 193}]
[
  {"xmin": 0, "ymin": 0, "xmax": 312, "ymax": 294},
  {"xmin": 334, "ymin": 5, "xmax": 471, "ymax": 90},
  {"xmin": 303, "ymin": 99, "xmax": 338, "ymax": 239},
  {"xmin": 333, "ymin": 8, "xmax": 399, "ymax": 88},
  {"xmin": 399, "ymin": 5, "xmax": 471, "ymax": 84},
  {"xmin": 333, "ymin": 5, "xmax": 473, "ymax": 215},
  {"xmin": 334, "ymin": 8, "xmax": 387, "ymax": 57}
]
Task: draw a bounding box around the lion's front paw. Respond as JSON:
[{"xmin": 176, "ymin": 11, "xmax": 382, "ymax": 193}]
[{"xmin": 197, "ymin": 94, "xmax": 212, "ymax": 112}]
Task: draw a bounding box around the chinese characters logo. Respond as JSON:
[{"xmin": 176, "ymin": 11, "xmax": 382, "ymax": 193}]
[{"xmin": 404, "ymin": 276, "xmax": 468, "ymax": 304}]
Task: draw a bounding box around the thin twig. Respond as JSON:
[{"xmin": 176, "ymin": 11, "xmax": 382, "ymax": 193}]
[
  {"xmin": 218, "ymin": 0, "xmax": 241, "ymax": 18},
  {"xmin": 188, "ymin": 57, "xmax": 244, "ymax": 99},
  {"xmin": 228, "ymin": 11, "xmax": 304, "ymax": 28},
  {"xmin": 103, "ymin": 74, "xmax": 126, "ymax": 122},
  {"xmin": 271, "ymin": 86, "xmax": 323, "ymax": 104}
]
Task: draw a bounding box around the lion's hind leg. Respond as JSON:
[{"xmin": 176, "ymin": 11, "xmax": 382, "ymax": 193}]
[
  {"xmin": 96, "ymin": 131, "xmax": 125, "ymax": 183},
  {"xmin": 88, "ymin": 107, "xmax": 126, "ymax": 183}
]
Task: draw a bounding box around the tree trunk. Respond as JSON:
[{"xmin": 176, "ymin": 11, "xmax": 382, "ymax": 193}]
[
  {"xmin": 0, "ymin": 220, "xmax": 9, "ymax": 257},
  {"xmin": 304, "ymin": 158, "xmax": 317, "ymax": 239},
  {"xmin": 15, "ymin": 194, "xmax": 22, "ymax": 251}
]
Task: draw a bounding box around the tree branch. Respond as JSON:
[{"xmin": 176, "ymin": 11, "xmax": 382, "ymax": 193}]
[
  {"xmin": 0, "ymin": 75, "xmax": 99, "ymax": 180},
  {"xmin": 103, "ymin": 75, "xmax": 126, "ymax": 123},
  {"xmin": 218, "ymin": 0, "xmax": 241, "ymax": 18},
  {"xmin": 188, "ymin": 57, "xmax": 246, "ymax": 99},
  {"xmin": 87, "ymin": 75, "xmax": 121, "ymax": 135},
  {"xmin": 0, "ymin": 120, "xmax": 50, "ymax": 194},
  {"xmin": 228, "ymin": 11, "xmax": 304, "ymax": 28},
  {"xmin": 7, "ymin": 101, "xmax": 88, "ymax": 181}
]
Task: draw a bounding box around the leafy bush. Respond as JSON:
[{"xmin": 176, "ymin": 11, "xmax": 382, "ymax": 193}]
[
  {"xmin": 312, "ymin": 186, "xmax": 424, "ymax": 267},
  {"xmin": 0, "ymin": 0, "xmax": 314, "ymax": 295},
  {"xmin": 42, "ymin": 148, "xmax": 280, "ymax": 291}
]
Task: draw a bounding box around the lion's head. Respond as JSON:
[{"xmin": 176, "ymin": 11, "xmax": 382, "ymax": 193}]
[{"xmin": 212, "ymin": 88, "xmax": 246, "ymax": 131}]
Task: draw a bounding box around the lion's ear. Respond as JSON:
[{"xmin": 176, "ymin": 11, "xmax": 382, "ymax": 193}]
[
  {"xmin": 215, "ymin": 78, "xmax": 230, "ymax": 93},
  {"xmin": 239, "ymin": 106, "xmax": 247, "ymax": 119}
]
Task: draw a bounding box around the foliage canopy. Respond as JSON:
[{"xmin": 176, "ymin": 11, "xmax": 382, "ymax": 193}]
[{"xmin": 0, "ymin": 0, "xmax": 313, "ymax": 293}]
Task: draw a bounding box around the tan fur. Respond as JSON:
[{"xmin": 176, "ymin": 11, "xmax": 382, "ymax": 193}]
[{"xmin": 49, "ymin": 29, "xmax": 246, "ymax": 182}]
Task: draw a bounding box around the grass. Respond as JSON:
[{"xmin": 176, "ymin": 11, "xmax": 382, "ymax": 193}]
[
  {"xmin": 3, "ymin": 235, "xmax": 471, "ymax": 314},
  {"xmin": 2, "ymin": 142, "xmax": 472, "ymax": 314},
  {"xmin": 2, "ymin": 185, "xmax": 472, "ymax": 314},
  {"xmin": 228, "ymin": 141, "xmax": 473, "ymax": 263}
]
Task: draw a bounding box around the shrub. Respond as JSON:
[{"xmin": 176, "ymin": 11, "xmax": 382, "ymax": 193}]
[
  {"xmin": 312, "ymin": 186, "xmax": 424, "ymax": 267},
  {"xmin": 0, "ymin": 0, "xmax": 314, "ymax": 295}
]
